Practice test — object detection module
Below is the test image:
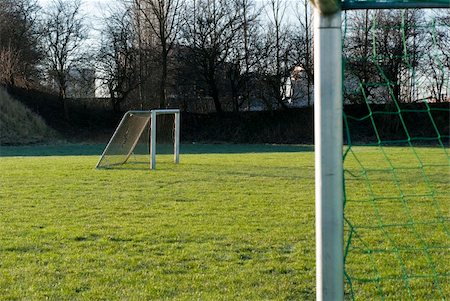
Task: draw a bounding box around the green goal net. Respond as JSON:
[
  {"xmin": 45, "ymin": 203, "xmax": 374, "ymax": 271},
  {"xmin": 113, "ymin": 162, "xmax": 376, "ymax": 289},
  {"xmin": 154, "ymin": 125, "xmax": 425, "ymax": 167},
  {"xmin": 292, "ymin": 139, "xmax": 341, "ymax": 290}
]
[{"xmin": 342, "ymin": 8, "xmax": 449, "ymax": 300}]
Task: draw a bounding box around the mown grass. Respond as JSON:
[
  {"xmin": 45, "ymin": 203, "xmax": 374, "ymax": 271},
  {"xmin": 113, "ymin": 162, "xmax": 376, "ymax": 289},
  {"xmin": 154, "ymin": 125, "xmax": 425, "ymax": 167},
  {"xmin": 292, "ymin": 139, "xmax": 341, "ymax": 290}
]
[
  {"xmin": 0, "ymin": 145, "xmax": 315, "ymax": 300},
  {"xmin": 343, "ymin": 146, "xmax": 449, "ymax": 300},
  {"xmin": 0, "ymin": 144, "xmax": 448, "ymax": 300}
]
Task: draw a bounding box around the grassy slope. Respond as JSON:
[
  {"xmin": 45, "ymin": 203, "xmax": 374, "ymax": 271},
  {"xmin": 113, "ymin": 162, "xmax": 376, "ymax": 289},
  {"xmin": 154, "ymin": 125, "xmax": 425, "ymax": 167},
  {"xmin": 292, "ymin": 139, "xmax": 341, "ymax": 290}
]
[
  {"xmin": 0, "ymin": 89, "xmax": 56, "ymax": 145},
  {"xmin": 0, "ymin": 145, "xmax": 448, "ymax": 300}
]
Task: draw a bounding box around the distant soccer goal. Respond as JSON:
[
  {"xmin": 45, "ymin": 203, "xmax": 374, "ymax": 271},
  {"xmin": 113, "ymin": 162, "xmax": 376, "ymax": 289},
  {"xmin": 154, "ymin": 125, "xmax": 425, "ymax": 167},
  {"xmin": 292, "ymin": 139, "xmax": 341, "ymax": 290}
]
[{"xmin": 96, "ymin": 109, "xmax": 180, "ymax": 170}]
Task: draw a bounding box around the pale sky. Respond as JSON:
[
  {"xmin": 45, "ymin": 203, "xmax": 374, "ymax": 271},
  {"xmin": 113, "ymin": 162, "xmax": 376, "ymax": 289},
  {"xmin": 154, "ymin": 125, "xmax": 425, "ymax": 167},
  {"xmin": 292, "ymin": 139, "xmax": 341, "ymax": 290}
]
[
  {"xmin": 37, "ymin": 0, "xmax": 116, "ymax": 43},
  {"xmin": 36, "ymin": 0, "xmax": 306, "ymax": 45},
  {"xmin": 37, "ymin": 0, "xmax": 112, "ymax": 17},
  {"xmin": 37, "ymin": 0, "xmax": 305, "ymax": 30}
]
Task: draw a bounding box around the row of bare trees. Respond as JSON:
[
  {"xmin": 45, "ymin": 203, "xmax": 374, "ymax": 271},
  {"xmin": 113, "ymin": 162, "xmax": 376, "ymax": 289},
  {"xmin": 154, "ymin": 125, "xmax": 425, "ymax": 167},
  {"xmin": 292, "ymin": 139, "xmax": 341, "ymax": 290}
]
[
  {"xmin": 1, "ymin": 0, "xmax": 448, "ymax": 116},
  {"xmin": 0, "ymin": 0, "xmax": 87, "ymax": 119},
  {"xmin": 0, "ymin": 0, "xmax": 41, "ymax": 88},
  {"xmin": 344, "ymin": 9, "xmax": 450, "ymax": 104},
  {"xmin": 94, "ymin": 1, "xmax": 450, "ymax": 112},
  {"xmin": 95, "ymin": 0, "xmax": 315, "ymax": 113}
]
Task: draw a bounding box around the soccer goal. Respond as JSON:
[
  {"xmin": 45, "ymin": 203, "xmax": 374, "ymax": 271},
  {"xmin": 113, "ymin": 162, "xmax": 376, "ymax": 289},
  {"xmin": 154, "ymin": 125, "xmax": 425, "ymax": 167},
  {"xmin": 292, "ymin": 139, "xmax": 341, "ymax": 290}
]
[
  {"xmin": 311, "ymin": 0, "xmax": 449, "ymax": 300},
  {"xmin": 96, "ymin": 109, "xmax": 180, "ymax": 170}
]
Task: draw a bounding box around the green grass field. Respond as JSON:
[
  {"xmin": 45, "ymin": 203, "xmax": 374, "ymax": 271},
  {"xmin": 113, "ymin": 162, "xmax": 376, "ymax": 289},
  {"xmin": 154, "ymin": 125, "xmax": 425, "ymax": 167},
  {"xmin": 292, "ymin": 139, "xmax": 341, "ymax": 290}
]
[{"xmin": 0, "ymin": 144, "xmax": 448, "ymax": 300}]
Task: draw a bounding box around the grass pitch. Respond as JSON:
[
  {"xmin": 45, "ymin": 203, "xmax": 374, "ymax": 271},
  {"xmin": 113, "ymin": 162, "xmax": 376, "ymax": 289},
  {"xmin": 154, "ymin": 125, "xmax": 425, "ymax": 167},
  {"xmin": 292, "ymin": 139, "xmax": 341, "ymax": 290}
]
[{"xmin": 0, "ymin": 144, "xmax": 448, "ymax": 300}]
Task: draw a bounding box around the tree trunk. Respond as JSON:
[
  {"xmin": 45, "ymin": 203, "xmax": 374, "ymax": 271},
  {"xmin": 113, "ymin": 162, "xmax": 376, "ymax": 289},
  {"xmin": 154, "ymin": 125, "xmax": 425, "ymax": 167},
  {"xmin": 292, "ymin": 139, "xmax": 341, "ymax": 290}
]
[
  {"xmin": 392, "ymin": 67, "xmax": 401, "ymax": 103},
  {"xmin": 206, "ymin": 65, "xmax": 222, "ymax": 113},
  {"xmin": 59, "ymin": 87, "xmax": 70, "ymax": 120},
  {"xmin": 211, "ymin": 81, "xmax": 222, "ymax": 113},
  {"xmin": 160, "ymin": 48, "xmax": 168, "ymax": 108},
  {"xmin": 305, "ymin": 0, "xmax": 312, "ymax": 106},
  {"xmin": 111, "ymin": 97, "xmax": 121, "ymax": 113}
]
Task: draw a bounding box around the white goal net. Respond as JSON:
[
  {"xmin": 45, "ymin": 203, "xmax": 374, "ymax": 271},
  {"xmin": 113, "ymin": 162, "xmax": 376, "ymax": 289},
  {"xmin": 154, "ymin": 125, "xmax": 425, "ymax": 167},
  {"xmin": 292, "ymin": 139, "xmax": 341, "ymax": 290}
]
[{"xmin": 96, "ymin": 109, "xmax": 180, "ymax": 170}]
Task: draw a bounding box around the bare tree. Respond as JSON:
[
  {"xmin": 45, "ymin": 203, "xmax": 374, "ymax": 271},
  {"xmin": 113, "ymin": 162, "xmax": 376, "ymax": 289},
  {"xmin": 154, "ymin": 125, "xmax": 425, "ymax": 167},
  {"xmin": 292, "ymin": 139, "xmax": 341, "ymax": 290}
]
[
  {"xmin": 97, "ymin": 4, "xmax": 141, "ymax": 112},
  {"xmin": 227, "ymin": 0, "xmax": 261, "ymax": 112},
  {"xmin": 422, "ymin": 9, "xmax": 450, "ymax": 102},
  {"xmin": 376, "ymin": 10, "xmax": 424, "ymax": 103},
  {"xmin": 134, "ymin": 0, "xmax": 182, "ymax": 108},
  {"xmin": 291, "ymin": 0, "xmax": 313, "ymax": 106},
  {"xmin": 182, "ymin": 0, "xmax": 243, "ymax": 113},
  {"xmin": 261, "ymin": 0, "xmax": 293, "ymax": 109},
  {"xmin": 343, "ymin": 9, "xmax": 378, "ymax": 104},
  {"xmin": 41, "ymin": 0, "xmax": 87, "ymax": 119},
  {"xmin": 0, "ymin": 0, "xmax": 41, "ymax": 88},
  {"xmin": 0, "ymin": 45, "xmax": 21, "ymax": 88},
  {"xmin": 344, "ymin": 9, "xmax": 424, "ymax": 104}
]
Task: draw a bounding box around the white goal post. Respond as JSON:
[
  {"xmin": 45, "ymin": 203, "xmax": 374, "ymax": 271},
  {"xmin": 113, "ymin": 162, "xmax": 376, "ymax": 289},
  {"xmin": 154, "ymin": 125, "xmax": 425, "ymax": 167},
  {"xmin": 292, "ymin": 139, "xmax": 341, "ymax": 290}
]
[
  {"xmin": 310, "ymin": 0, "xmax": 448, "ymax": 300},
  {"xmin": 96, "ymin": 109, "xmax": 180, "ymax": 170},
  {"xmin": 312, "ymin": 2, "xmax": 343, "ymax": 301}
]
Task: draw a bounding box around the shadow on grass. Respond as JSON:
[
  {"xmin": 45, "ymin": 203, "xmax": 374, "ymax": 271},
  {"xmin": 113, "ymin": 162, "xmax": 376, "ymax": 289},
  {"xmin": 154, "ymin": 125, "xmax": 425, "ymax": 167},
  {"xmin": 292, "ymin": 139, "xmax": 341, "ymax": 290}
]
[
  {"xmin": 0, "ymin": 144, "xmax": 104, "ymax": 157},
  {"xmin": 0, "ymin": 143, "xmax": 313, "ymax": 157}
]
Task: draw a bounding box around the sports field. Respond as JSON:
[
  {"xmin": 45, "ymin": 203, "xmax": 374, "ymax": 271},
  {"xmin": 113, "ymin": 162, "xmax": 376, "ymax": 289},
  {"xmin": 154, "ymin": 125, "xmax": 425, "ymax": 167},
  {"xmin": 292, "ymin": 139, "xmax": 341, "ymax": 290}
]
[{"xmin": 0, "ymin": 144, "xmax": 448, "ymax": 300}]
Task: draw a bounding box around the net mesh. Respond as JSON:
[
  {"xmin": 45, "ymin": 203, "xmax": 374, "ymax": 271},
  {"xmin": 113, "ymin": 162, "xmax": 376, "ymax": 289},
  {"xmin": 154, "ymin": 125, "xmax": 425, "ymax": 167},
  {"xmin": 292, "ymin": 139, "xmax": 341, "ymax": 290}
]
[
  {"xmin": 97, "ymin": 111, "xmax": 178, "ymax": 169},
  {"xmin": 96, "ymin": 112, "xmax": 151, "ymax": 168},
  {"xmin": 155, "ymin": 113, "xmax": 176, "ymax": 160},
  {"xmin": 342, "ymin": 9, "xmax": 449, "ymax": 300}
]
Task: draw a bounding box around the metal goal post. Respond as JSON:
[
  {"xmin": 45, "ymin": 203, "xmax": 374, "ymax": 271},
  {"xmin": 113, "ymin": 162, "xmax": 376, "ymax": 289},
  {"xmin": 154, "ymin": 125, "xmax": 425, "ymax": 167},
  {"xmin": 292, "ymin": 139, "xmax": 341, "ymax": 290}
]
[
  {"xmin": 150, "ymin": 109, "xmax": 181, "ymax": 170},
  {"xmin": 310, "ymin": 0, "xmax": 449, "ymax": 300}
]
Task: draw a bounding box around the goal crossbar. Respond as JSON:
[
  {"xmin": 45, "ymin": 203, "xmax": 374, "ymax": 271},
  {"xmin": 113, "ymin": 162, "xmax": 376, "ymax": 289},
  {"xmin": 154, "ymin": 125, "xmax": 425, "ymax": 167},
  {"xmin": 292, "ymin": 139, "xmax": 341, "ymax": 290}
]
[{"xmin": 342, "ymin": 1, "xmax": 450, "ymax": 10}]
